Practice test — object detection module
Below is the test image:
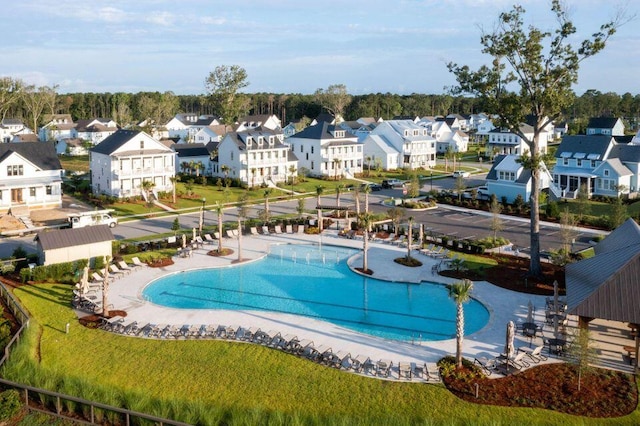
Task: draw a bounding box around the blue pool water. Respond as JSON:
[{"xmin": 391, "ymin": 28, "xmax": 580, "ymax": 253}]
[{"xmin": 142, "ymin": 244, "xmax": 489, "ymax": 341}]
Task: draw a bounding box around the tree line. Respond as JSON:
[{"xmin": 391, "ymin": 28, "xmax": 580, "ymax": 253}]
[{"xmin": 2, "ymin": 76, "xmax": 640, "ymax": 131}]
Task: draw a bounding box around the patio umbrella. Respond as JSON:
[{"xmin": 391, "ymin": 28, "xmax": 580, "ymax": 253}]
[
  {"xmin": 192, "ymin": 227, "xmax": 196, "ymax": 242},
  {"xmin": 553, "ymin": 280, "xmax": 559, "ymax": 314},
  {"xmin": 504, "ymin": 320, "xmax": 516, "ymax": 373},
  {"xmin": 80, "ymin": 266, "xmax": 89, "ymax": 295},
  {"xmin": 419, "ymin": 223, "xmax": 424, "ymax": 247},
  {"xmin": 527, "ymin": 300, "xmax": 534, "ymax": 324},
  {"xmin": 182, "ymin": 233, "xmax": 186, "ymax": 249}
]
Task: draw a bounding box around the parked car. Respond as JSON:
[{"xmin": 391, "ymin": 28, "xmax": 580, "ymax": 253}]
[
  {"xmin": 361, "ymin": 183, "xmax": 382, "ymax": 191},
  {"xmin": 452, "ymin": 170, "xmax": 470, "ymax": 178},
  {"xmin": 381, "ymin": 179, "xmax": 405, "ymax": 189}
]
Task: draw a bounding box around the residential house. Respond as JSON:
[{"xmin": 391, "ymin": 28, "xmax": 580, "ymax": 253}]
[
  {"xmin": 552, "ymin": 135, "xmax": 636, "ymax": 198},
  {"xmin": 310, "ymin": 112, "xmax": 338, "ymax": 125},
  {"xmin": 339, "ymin": 120, "xmax": 377, "ymax": 142},
  {"xmin": 56, "ymin": 138, "xmax": 88, "ymax": 156},
  {"xmin": 421, "ymin": 120, "xmax": 468, "ymax": 153},
  {"xmin": 486, "ymin": 122, "xmax": 550, "ymax": 157},
  {"xmin": 72, "ymin": 118, "xmax": 119, "ymax": 145},
  {"xmin": 165, "ymin": 114, "xmax": 220, "ymax": 142},
  {"xmin": 11, "ymin": 134, "xmax": 39, "ymax": 143},
  {"xmin": 216, "ymin": 128, "xmax": 297, "ymax": 187},
  {"xmin": 90, "ymin": 129, "xmax": 175, "ymax": 198},
  {"xmin": 444, "ymin": 114, "xmax": 467, "ymax": 131},
  {"xmin": 286, "ymin": 122, "xmax": 362, "ymax": 178},
  {"xmin": 361, "ymin": 135, "xmax": 399, "ymax": 171},
  {"xmin": 191, "ymin": 124, "xmax": 230, "ymax": 145},
  {"xmin": 0, "ymin": 141, "xmax": 63, "ymax": 213},
  {"xmin": 363, "ymin": 120, "xmax": 436, "ymax": 170},
  {"xmin": 173, "ymin": 143, "xmax": 212, "ymax": 176},
  {"xmin": 35, "ymin": 225, "xmax": 114, "ymax": 266},
  {"xmin": 236, "ymin": 114, "xmax": 281, "ymax": 131},
  {"xmin": 484, "ymin": 154, "xmax": 553, "ymax": 203},
  {"xmin": 586, "ymin": 117, "xmax": 625, "ymax": 136},
  {"xmin": 38, "ymin": 114, "xmax": 76, "ymax": 142},
  {"xmin": 0, "ymin": 119, "xmax": 33, "ymax": 143}
]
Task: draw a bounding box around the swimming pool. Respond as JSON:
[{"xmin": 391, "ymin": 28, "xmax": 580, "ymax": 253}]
[{"xmin": 142, "ymin": 244, "xmax": 489, "ymax": 341}]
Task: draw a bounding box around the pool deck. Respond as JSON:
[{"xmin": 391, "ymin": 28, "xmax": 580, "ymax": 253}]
[{"xmin": 101, "ymin": 230, "xmax": 635, "ymax": 378}]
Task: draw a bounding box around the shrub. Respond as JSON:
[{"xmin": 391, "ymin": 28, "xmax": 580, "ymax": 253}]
[{"xmin": 0, "ymin": 389, "xmax": 22, "ymax": 421}]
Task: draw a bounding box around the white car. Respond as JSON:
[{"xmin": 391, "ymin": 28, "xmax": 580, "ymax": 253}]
[{"xmin": 452, "ymin": 170, "xmax": 470, "ymax": 178}]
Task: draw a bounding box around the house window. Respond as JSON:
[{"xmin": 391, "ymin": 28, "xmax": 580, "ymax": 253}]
[
  {"xmin": 231, "ymin": 152, "xmax": 234, "ymax": 161},
  {"xmin": 30, "ymin": 187, "xmax": 36, "ymax": 197},
  {"xmin": 140, "ymin": 140, "xmax": 144, "ymax": 149},
  {"xmin": 604, "ymin": 169, "xmax": 609, "ymax": 177},
  {"xmin": 563, "ymin": 158, "xmax": 569, "ymax": 166},
  {"xmin": 576, "ymin": 159, "xmax": 582, "ymax": 167},
  {"xmin": 311, "ymin": 147, "xmax": 314, "ymax": 154},
  {"xmin": 7, "ymin": 165, "xmax": 23, "ymax": 176},
  {"xmin": 46, "ymin": 186, "xmax": 52, "ymax": 195},
  {"xmin": 300, "ymin": 145, "xmax": 303, "ymax": 153},
  {"xmin": 591, "ymin": 160, "xmax": 596, "ymax": 168},
  {"xmin": 311, "ymin": 161, "xmax": 314, "ymax": 170}
]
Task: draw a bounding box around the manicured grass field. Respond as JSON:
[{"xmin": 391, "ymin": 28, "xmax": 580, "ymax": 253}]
[{"xmin": 3, "ymin": 284, "xmax": 639, "ymax": 425}]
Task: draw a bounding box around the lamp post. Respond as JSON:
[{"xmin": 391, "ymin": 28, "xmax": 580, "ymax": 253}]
[{"xmin": 199, "ymin": 197, "xmax": 206, "ymax": 236}]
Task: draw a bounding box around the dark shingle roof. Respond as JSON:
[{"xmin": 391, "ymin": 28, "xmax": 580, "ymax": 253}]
[
  {"xmin": 291, "ymin": 122, "xmax": 354, "ymax": 140},
  {"xmin": 609, "ymin": 143, "xmax": 640, "ymax": 163},
  {"xmin": 587, "ymin": 117, "xmax": 620, "ymax": 129},
  {"xmin": 90, "ymin": 129, "xmax": 141, "ymax": 155},
  {"xmin": 36, "ymin": 225, "xmax": 114, "ymax": 250},
  {"xmin": 554, "ymin": 135, "xmax": 613, "ymax": 159},
  {"xmin": 0, "ymin": 141, "xmax": 61, "ymax": 170},
  {"xmin": 172, "ymin": 143, "xmax": 210, "ymax": 157}
]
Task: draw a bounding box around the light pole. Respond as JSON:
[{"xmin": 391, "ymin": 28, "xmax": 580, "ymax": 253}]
[{"xmin": 199, "ymin": 197, "xmax": 206, "ymax": 236}]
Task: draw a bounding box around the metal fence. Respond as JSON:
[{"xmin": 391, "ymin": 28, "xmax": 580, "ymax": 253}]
[{"xmin": 0, "ymin": 280, "xmax": 191, "ymax": 425}]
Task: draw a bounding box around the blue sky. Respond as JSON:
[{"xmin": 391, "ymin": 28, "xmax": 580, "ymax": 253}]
[{"xmin": 5, "ymin": 0, "xmax": 639, "ymax": 95}]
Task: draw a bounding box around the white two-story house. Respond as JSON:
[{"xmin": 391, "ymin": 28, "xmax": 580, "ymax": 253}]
[
  {"xmin": 486, "ymin": 122, "xmax": 551, "ymax": 158},
  {"xmin": 90, "ymin": 129, "xmax": 175, "ymax": 198},
  {"xmin": 216, "ymin": 128, "xmax": 297, "ymax": 187},
  {"xmin": 39, "ymin": 114, "xmax": 76, "ymax": 142},
  {"xmin": 0, "ymin": 119, "xmax": 34, "ymax": 143},
  {"xmin": 363, "ymin": 120, "xmax": 436, "ymax": 170},
  {"xmin": 0, "ymin": 141, "xmax": 62, "ymax": 213},
  {"xmin": 165, "ymin": 114, "xmax": 220, "ymax": 142},
  {"xmin": 286, "ymin": 122, "xmax": 362, "ymax": 178},
  {"xmin": 72, "ymin": 118, "xmax": 119, "ymax": 145}
]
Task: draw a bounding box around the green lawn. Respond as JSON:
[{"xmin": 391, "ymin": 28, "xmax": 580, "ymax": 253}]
[
  {"xmin": 58, "ymin": 155, "xmax": 90, "ymax": 173},
  {"xmin": 3, "ymin": 284, "xmax": 638, "ymax": 425}
]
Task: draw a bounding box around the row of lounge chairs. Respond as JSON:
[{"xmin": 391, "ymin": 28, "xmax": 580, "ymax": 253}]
[
  {"xmin": 90, "ymin": 258, "xmax": 146, "ymax": 283},
  {"xmin": 99, "ymin": 320, "xmax": 440, "ymax": 381}
]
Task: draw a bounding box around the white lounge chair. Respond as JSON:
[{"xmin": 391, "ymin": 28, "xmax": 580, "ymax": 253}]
[
  {"xmin": 274, "ymin": 225, "xmax": 283, "ymax": 234},
  {"xmin": 131, "ymin": 257, "xmax": 147, "ymax": 267},
  {"xmin": 226, "ymin": 229, "xmax": 235, "ymax": 239},
  {"xmin": 285, "ymin": 225, "xmax": 293, "ymax": 234},
  {"xmin": 261, "ymin": 226, "xmax": 270, "ymax": 235},
  {"xmin": 109, "ymin": 264, "xmax": 128, "ymax": 277},
  {"xmin": 250, "ymin": 227, "xmax": 259, "ymax": 236},
  {"xmin": 203, "ymin": 234, "xmax": 216, "ymax": 244},
  {"xmin": 117, "ymin": 260, "xmax": 134, "ymax": 272},
  {"xmin": 297, "ymin": 225, "xmax": 305, "ymax": 234},
  {"xmin": 90, "ymin": 272, "xmax": 105, "ymax": 283}
]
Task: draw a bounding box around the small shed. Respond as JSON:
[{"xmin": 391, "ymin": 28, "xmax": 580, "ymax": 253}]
[{"xmin": 35, "ymin": 225, "xmax": 114, "ymax": 266}]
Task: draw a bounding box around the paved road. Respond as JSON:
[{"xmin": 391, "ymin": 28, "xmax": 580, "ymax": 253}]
[{"xmin": 0, "ymin": 171, "xmax": 604, "ymax": 258}]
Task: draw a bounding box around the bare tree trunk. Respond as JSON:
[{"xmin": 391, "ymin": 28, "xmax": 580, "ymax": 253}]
[
  {"xmin": 456, "ymin": 303, "xmax": 464, "ymax": 368},
  {"xmin": 529, "ymin": 159, "xmax": 542, "ymax": 277}
]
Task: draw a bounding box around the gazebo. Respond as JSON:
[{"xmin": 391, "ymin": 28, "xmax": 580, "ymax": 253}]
[{"xmin": 566, "ymin": 218, "xmax": 640, "ymax": 372}]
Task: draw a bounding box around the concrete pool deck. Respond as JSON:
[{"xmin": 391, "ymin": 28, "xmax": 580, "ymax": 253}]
[{"xmin": 104, "ymin": 230, "xmax": 563, "ymax": 375}]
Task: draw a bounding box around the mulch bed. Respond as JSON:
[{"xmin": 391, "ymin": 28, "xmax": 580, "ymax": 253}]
[
  {"xmin": 147, "ymin": 258, "xmax": 174, "ymax": 268},
  {"xmin": 443, "ymin": 363, "xmax": 637, "ymax": 417},
  {"xmin": 207, "ymin": 248, "xmax": 234, "ymax": 257},
  {"xmin": 440, "ymin": 254, "xmax": 565, "ymax": 296}
]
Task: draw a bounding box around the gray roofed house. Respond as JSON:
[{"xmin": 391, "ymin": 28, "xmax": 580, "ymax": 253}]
[
  {"xmin": 35, "ymin": 225, "xmax": 114, "ymax": 266},
  {"xmin": 586, "ymin": 117, "xmax": 625, "ymax": 136},
  {"xmin": 552, "ymin": 134, "xmax": 640, "ymax": 198},
  {"xmin": 0, "ymin": 141, "xmax": 63, "ymax": 213},
  {"xmin": 484, "ymin": 154, "xmax": 552, "ymax": 203},
  {"xmin": 89, "ymin": 129, "xmax": 175, "ymax": 198},
  {"xmin": 173, "ymin": 143, "xmax": 213, "ymax": 176},
  {"xmin": 567, "ymin": 218, "xmax": 640, "ymax": 326}
]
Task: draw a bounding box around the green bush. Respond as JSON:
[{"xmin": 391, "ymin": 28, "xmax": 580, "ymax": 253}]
[{"xmin": 0, "ymin": 389, "xmax": 22, "ymax": 421}]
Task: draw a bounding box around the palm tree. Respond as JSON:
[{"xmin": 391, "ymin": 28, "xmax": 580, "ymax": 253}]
[
  {"xmin": 406, "ymin": 216, "xmax": 414, "ymax": 259},
  {"xmin": 180, "ymin": 162, "xmax": 190, "ymax": 174},
  {"xmin": 359, "ymin": 212, "xmax": 374, "ymax": 273},
  {"xmin": 221, "ymin": 165, "xmax": 231, "ymax": 187},
  {"xmin": 446, "ymin": 279, "xmax": 474, "ymax": 369},
  {"xmin": 215, "ymin": 202, "xmax": 224, "ymax": 253},
  {"xmin": 335, "ymin": 183, "xmax": 345, "ymax": 207},
  {"xmin": 387, "ymin": 207, "xmax": 404, "ymax": 235},
  {"xmin": 333, "ymin": 158, "xmax": 341, "ymax": 180},
  {"xmin": 194, "ymin": 161, "xmax": 204, "ymax": 177},
  {"xmin": 263, "ymin": 188, "xmax": 273, "ymax": 216},
  {"xmin": 352, "ymin": 185, "xmax": 361, "ymax": 215},
  {"xmin": 365, "ymin": 155, "xmax": 372, "ymax": 176},
  {"xmin": 250, "ymin": 168, "xmax": 257, "ymax": 188},
  {"xmin": 361, "ymin": 183, "xmax": 371, "ymax": 213},
  {"xmin": 140, "ymin": 180, "xmax": 155, "ymax": 207},
  {"xmin": 169, "ymin": 175, "xmax": 179, "ymax": 204},
  {"xmin": 315, "ymin": 185, "xmax": 324, "ymax": 232}
]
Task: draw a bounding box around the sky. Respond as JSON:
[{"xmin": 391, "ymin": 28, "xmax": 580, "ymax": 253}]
[{"xmin": 5, "ymin": 0, "xmax": 639, "ymax": 96}]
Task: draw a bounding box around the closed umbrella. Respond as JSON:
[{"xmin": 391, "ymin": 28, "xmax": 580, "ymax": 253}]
[
  {"xmin": 553, "ymin": 280, "xmax": 559, "ymax": 314},
  {"xmin": 527, "ymin": 300, "xmax": 534, "ymax": 324},
  {"xmin": 80, "ymin": 266, "xmax": 89, "ymax": 295},
  {"xmin": 182, "ymin": 233, "xmax": 187, "ymax": 249},
  {"xmin": 419, "ymin": 223, "xmax": 424, "ymax": 247},
  {"xmin": 504, "ymin": 320, "xmax": 515, "ymax": 373},
  {"xmin": 192, "ymin": 227, "xmax": 196, "ymax": 242}
]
